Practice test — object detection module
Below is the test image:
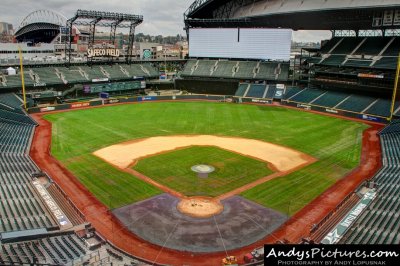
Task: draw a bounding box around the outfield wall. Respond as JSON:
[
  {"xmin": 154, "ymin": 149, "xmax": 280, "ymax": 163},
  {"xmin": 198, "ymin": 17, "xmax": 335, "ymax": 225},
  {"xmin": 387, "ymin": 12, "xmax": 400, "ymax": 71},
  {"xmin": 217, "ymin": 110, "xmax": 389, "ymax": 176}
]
[
  {"xmin": 27, "ymin": 94, "xmax": 229, "ymax": 114},
  {"xmin": 27, "ymin": 94, "xmax": 387, "ymax": 124}
]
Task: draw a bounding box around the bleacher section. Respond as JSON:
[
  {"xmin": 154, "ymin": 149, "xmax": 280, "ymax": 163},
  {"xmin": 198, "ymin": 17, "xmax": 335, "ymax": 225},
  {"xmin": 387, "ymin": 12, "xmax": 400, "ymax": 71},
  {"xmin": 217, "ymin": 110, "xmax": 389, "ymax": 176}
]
[
  {"xmin": 289, "ymin": 88, "xmax": 325, "ymax": 103},
  {"xmin": 374, "ymin": 57, "xmax": 398, "ymax": 70},
  {"xmin": 31, "ymin": 68, "xmax": 62, "ymax": 85},
  {"xmin": 335, "ymin": 95, "xmax": 376, "ymax": 113},
  {"xmin": 0, "ymin": 113, "xmax": 57, "ymax": 233},
  {"xmin": 382, "ymin": 38, "xmax": 400, "ymax": 56},
  {"xmin": 181, "ymin": 60, "xmax": 197, "ymax": 76},
  {"xmin": 124, "ymin": 63, "xmax": 158, "ymax": 78},
  {"xmin": 321, "ymin": 55, "xmax": 346, "ymax": 66},
  {"xmin": 339, "ymin": 121, "xmax": 400, "ymax": 244},
  {"xmin": 181, "ymin": 60, "xmax": 289, "ymax": 81},
  {"xmin": 235, "ymin": 83, "xmax": 281, "ymax": 100},
  {"xmin": 235, "ymin": 83, "xmax": 249, "ymax": 97},
  {"xmin": 0, "ymin": 232, "xmax": 145, "ymax": 265},
  {"xmin": 235, "ymin": 61, "xmax": 257, "ymax": 79},
  {"xmin": 56, "ymin": 67, "xmax": 88, "ymax": 84},
  {"xmin": 364, "ymin": 98, "xmax": 392, "ymax": 118},
  {"xmin": 310, "ymin": 37, "xmax": 400, "ymax": 70},
  {"xmin": 354, "ymin": 37, "xmax": 391, "ymax": 55},
  {"xmin": 282, "ymin": 87, "xmax": 304, "ymax": 100},
  {"xmin": 102, "ymin": 65, "xmax": 129, "ymax": 80},
  {"xmin": 78, "ymin": 66, "xmax": 106, "ymax": 81},
  {"xmin": 0, "ymin": 63, "xmax": 159, "ymax": 88},
  {"xmin": 330, "ymin": 37, "xmax": 363, "ymax": 54},
  {"xmin": 245, "ymin": 84, "xmax": 267, "ymax": 98},
  {"xmin": 282, "ymin": 87, "xmax": 397, "ymax": 118},
  {"xmin": 265, "ymin": 85, "xmax": 277, "ymax": 99},
  {"xmin": 212, "ymin": 60, "xmax": 236, "ymax": 78},
  {"xmin": 320, "ymin": 37, "xmax": 342, "ymax": 53},
  {"xmin": 0, "ymin": 93, "xmax": 22, "ymax": 108},
  {"xmin": 311, "ymin": 90, "xmax": 349, "ymax": 108}
]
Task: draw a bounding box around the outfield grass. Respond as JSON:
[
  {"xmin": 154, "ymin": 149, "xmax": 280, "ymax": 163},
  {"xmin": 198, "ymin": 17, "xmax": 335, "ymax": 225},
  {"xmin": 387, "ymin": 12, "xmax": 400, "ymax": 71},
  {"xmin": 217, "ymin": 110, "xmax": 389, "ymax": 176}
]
[
  {"xmin": 45, "ymin": 102, "xmax": 368, "ymax": 213},
  {"xmin": 133, "ymin": 146, "xmax": 273, "ymax": 197}
]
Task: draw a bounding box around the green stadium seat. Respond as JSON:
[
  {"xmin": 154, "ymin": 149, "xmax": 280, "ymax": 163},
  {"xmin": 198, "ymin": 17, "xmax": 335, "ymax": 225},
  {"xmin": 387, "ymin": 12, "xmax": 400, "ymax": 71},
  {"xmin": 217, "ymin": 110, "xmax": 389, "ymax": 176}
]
[
  {"xmin": 212, "ymin": 61, "xmax": 236, "ymax": 78},
  {"xmin": 336, "ymin": 94, "xmax": 377, "ymax": 113},
  {"xmin": 245, "ymin": 84, "xmax": 267, "ymax": 98},
  {"xmin": 321, "ymin": 55, "xmax": 346, "ymax": 66},
  {"xmin": 234, "ymin": 61, "xmax": 257, "ymax": 79},
  {"xmin": 235, "ymin": 83, "xmax": 249, "ymax": 97}
]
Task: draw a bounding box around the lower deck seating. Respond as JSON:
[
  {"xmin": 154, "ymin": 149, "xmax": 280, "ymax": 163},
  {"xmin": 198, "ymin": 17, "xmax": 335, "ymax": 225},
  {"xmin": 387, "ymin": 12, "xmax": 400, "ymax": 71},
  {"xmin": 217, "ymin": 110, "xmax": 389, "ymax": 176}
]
[
  {"xmin": 282, "ymin": 87, "xmax": 303, "ymax": 100},
  {"xmin": 289, "ymin": 88, "xmax": 325, "ymax": 103},
  {"xmin": 374, "ymin": 57, "xmax": 398, "ymax": 70},
  {"xmin": 364, "ymin": 98, "xmax": 392, "ymax": 117},
  {"xmin": 0, "ymin": 97, "xmax": 57, "ymax": 233},
  {"xmin": 311, "ymin": 91, "xmax": 349, "ymax": 108},
  {"xmin": 0, "ymin": 120, "xmax": 57, "ymax": 233},
  {"xmin": 245, "ymin": 84, "xmax": 266, "ymax": 98},
  {"xmin": 235, "ymin": 83, "xmax": 249, "ymax": 97},
  {"xmin": 181, "ymin": 60, "xmax": 289, "ymax": 81},
  {"xmin": 0, "ymin": 232, "xmax": 87, "ymax": 265},
  {"xmin": 335, "ymin": 95, "xmax": 376, "ymax": 113},
  {"xmin": 321, "ymin": 55, "xmax": 346, "ymax": 66},
  {"xmin": 265, "ymin": 85, "xmax": 277, "ymax": 99},
  {"xmin": 283, "ymin": 87, "xmax": 395, "ymax": 118},
  {"xmin": 339, "ymin": 123, "xmax": 400, "ymax": 244},
  {"xmin": 0, "ymin": 93, "xmax": 23, "ymax": 109}
]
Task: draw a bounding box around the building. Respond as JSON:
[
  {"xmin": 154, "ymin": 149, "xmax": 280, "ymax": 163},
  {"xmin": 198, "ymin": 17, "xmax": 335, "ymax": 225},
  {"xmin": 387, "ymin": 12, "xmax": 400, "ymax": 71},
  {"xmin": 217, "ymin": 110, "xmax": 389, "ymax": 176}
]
[{"xmin": 0, "ymin": 22, "xmax": 13, "ymax": 35}]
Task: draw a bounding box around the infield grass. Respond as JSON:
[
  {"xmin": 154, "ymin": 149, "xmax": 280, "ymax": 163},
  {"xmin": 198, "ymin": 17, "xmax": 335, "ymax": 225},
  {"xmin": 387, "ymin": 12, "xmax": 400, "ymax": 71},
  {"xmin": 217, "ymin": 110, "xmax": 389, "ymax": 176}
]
[
  {"xmin": 45, "ymin": 101, "xmax": 368, "ymax": 214},
  {"xmin": 133, "ymin": 146, "xmax": 273, "ymax": 197}
]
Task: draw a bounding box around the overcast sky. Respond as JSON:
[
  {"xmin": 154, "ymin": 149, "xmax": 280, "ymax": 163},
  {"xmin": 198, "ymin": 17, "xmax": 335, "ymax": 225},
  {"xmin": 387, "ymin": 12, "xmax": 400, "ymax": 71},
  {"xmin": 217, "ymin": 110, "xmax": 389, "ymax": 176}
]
[{"xmin": 0, "ymin": 0, "xmax": 331, "ymax": 42}]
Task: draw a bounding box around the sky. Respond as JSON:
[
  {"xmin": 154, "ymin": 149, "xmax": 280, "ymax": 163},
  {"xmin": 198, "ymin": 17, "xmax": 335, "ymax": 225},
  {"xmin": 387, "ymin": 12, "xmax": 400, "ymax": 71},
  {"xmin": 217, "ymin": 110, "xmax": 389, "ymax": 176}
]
[{"xmin": 0, "ymin": 0, "xmax": 331, "ymax": 42}]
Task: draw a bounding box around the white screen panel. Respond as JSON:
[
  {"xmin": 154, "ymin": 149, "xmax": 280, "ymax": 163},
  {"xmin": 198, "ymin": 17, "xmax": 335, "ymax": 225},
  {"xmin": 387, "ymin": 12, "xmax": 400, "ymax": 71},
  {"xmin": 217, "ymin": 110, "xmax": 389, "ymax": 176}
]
[{"xmin": 189, "ymin": 28, "xmax": 292, "ymax": 61}]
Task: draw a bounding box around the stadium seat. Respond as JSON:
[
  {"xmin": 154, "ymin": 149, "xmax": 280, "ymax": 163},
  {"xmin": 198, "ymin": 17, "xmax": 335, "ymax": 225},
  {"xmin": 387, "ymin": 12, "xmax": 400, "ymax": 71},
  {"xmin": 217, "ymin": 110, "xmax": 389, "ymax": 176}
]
[
  {"xmin": 340, "ymin": 122, "xmax": 400, "ymax": 244},
  {"xmin": 245, "ymin": 84, "xmax": 267, "ymax": 98}
]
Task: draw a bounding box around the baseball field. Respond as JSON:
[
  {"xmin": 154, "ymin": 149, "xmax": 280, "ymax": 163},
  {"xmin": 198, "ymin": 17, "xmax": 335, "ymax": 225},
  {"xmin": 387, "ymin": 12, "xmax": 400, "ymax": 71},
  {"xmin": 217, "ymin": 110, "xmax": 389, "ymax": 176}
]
[{"xmin": 44, "ymin": 101, "xmax": 368, "ymax": 215}]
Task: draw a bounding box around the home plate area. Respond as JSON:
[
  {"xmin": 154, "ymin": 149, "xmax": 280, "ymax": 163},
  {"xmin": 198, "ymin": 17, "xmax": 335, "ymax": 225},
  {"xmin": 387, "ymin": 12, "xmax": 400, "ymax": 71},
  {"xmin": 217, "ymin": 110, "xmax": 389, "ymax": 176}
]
[{"xmin": 112, "ymin": 194, "xmax": 287, "ymax": 253}]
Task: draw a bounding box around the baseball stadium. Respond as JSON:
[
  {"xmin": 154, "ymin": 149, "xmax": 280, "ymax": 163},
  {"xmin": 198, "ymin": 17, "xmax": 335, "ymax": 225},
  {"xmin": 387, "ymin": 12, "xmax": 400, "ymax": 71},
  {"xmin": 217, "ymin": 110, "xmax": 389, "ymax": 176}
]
[{"xmin": 0, "ymin": 0, "xmax": 399, "ymax": 265}]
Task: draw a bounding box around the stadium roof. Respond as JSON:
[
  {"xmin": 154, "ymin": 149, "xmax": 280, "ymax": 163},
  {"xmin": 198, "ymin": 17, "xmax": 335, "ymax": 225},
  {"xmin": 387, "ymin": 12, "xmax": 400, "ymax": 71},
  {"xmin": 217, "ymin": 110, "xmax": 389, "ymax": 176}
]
[
  {"xmin": 14, "ymin": 10, "xmax": 67, "ymax": 43},
  {"xmin": 185, "ymin": 0, "xmax": 400, "ymax": 30}
]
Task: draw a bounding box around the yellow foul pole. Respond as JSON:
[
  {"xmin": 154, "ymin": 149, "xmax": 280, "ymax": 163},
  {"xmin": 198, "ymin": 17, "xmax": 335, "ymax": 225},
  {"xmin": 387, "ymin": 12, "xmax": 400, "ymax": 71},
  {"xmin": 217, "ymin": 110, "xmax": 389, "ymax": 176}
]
[
  {"xmin": 18, "ymin": 46, "xmax": 27, "ymax": 110},
  {"xmin": 389, "ymin": 53, "xmax": 400, "ymax": 121}
]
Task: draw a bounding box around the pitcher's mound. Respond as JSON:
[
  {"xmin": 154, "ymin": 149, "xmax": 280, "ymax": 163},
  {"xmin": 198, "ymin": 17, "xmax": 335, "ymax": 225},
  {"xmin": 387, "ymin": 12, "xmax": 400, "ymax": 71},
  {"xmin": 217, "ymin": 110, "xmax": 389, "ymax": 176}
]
[{"xmin": 177, "ymin": 197, "xmax": 223, "ymax": 218}]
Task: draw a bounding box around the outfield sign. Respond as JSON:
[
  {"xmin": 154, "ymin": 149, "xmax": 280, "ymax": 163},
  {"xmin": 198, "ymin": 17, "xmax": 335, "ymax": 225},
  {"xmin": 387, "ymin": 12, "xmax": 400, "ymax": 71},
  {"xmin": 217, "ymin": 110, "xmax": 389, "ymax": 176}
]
[
  {"xmin": 33, "ymin": 82, "xmax": 46, "ymax": 87},
  {"xmin": 321, "ymin": 190, "xmax": 376, "ymax": 244},
  {"xmin": 360, "ymin": 114, "xmax": 381, "ymax": 122},
  {"xmin": 71, "ymin": 102, "xmax": 90, "ymax": 109},
  {"xmin": 297, "ymin": 103, "xmax": 311, "ymax": 110},
  {"xmin": 92, "ymin": 78, "xmax": 109, "ymax": 83},
  {"xmin": 87, "ymin": 48, "xmax": 120, "ymax": 58},
  {"xmin": 326, "ymin": 108, "xmax": 339, "ymax": 114},
  {"xmin": 358, "ymin": 73, "xmax": 384, "ymax": 79},
  {"xmin": 251, "ymin": 98, "xmax": 270, "ymax": 104},
  {"xmin": 40, "ymin": 106, "xmax": 56, "ymax": 112}
]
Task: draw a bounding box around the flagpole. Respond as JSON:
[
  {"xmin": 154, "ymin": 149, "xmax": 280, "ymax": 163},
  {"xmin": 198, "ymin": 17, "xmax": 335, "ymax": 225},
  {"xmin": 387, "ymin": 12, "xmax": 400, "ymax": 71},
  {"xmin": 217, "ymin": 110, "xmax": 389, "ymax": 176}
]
[{"xmin": 389, "ymin": 53, "xmax": 400, "ymax": 121}]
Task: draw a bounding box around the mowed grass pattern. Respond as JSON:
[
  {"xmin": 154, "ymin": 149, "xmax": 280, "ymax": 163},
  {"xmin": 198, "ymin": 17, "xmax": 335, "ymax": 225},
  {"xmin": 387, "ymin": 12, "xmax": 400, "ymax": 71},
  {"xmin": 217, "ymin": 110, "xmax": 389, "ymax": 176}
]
[
  {"xmin": 45, "ymin": 102, "xmax": 368, "ymax": 213},
  {"xmin": 133, "ymin": 146, "xmax": 273, "ymax": 197}
]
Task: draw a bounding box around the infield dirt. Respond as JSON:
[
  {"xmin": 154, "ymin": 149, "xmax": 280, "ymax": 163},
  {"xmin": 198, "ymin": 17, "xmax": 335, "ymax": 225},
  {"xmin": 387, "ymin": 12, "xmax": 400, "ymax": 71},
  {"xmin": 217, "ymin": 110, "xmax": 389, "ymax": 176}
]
[{"xmin": 93, "ymin": 135, "xmax": 314, "ymax": 172}]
